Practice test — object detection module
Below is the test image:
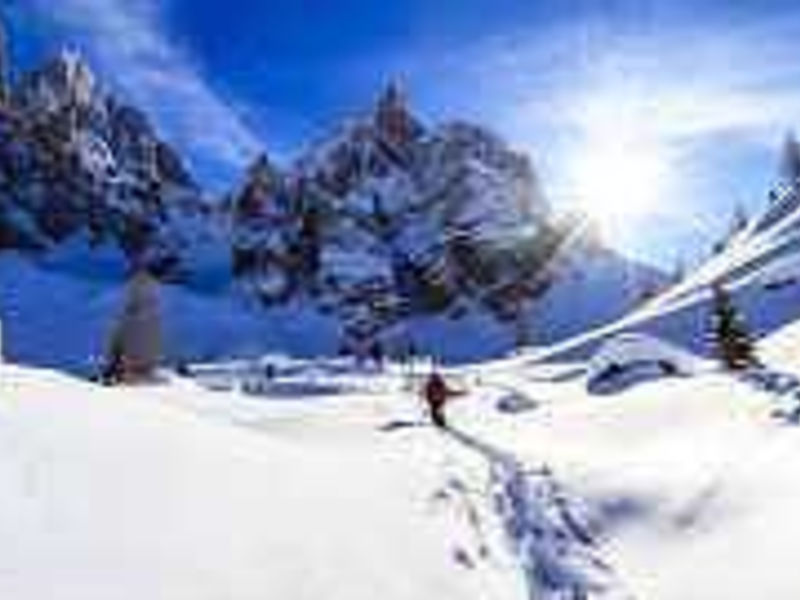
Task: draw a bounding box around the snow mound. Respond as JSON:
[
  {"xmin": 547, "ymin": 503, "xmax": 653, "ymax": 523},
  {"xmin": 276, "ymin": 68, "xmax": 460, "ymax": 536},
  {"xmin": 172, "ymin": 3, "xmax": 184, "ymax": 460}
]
[{"xmin": 586, "ymin": 333, "xmax": 704, "ymax": 394}]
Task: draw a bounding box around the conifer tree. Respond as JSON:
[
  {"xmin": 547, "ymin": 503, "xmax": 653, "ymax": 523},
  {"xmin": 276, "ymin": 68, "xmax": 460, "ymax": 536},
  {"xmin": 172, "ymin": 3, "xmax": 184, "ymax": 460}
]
[
  {"xmin": 102, "ymin": 270, "xmax": 162, "ymax": 384},
  {"xmin": 708, "ymin": 282, "xmax": 757, "ymax": 370}
]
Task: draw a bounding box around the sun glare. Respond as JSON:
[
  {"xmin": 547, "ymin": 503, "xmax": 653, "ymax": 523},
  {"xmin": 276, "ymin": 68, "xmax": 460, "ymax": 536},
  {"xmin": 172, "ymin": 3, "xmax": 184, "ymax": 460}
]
[{"xmin": 568, "ymin": 140, "xmax": 667, "ymax": 236}]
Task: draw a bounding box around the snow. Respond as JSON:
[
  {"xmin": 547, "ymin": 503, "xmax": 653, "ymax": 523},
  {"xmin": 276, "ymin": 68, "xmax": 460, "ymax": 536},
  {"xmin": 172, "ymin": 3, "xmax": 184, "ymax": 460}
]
[
  {"xmin": 446, "ymin": 329, "xmax": 800, "ymax": 598},
  {"xmin": 7, "ymin": 94, "xmax": 800, "ymax": 596},
  {"xmin": 0, "ymin": 365, "xmax": 510, "ymax": 599},
  {"xmin": 6, "ymin": 313, "xmax": 800, "ymax": 598},
  {"xmin": 586, "ymin": 333, "xmax": 706, "ymax": 383}
]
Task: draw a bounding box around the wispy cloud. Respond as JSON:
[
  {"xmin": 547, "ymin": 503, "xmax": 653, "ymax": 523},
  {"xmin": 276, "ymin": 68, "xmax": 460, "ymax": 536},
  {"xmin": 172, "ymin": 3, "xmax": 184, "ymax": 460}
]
[
  {"xmin": 429, "ymin": 16, "xmax": 800, "ymax": 164},
  {"xmin": 27, "ymin": 0, "xmax": 262, "ymax": 183}
]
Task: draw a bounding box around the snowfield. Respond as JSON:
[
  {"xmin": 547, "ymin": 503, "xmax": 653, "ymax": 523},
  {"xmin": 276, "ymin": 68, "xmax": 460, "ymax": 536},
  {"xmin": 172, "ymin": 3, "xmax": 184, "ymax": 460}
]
[
  {"xmin": 4, "ymin": 319, "xmax": 800, "ymax": 598},
  {"xmin": 0, "ymin": 365, "xmax": 528, "ymax": 600}
]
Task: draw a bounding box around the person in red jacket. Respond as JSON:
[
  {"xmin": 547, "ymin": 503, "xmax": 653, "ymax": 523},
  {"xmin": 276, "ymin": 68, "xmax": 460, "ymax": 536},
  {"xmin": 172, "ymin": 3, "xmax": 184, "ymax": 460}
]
[{"xmin": 423, "ymin": 370, "xmax": 460, "ymax": 428}]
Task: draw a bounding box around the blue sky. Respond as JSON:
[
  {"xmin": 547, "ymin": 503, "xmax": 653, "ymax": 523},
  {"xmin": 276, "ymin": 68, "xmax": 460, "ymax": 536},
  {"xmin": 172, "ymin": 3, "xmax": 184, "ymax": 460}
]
[{"xmin": 7, "ymin": 0, "xmax": 800, "ymax": 267}]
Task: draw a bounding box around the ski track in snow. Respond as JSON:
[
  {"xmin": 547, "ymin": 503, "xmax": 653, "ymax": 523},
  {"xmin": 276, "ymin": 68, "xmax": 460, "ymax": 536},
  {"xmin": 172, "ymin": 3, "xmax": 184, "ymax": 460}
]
[
  {"xmin": 187, "ymin": 362, "xmax": 632, "ymax": 598},
  {"xmin": 443, "ymin": 425, "xmax": 632, "ymax": 599}
]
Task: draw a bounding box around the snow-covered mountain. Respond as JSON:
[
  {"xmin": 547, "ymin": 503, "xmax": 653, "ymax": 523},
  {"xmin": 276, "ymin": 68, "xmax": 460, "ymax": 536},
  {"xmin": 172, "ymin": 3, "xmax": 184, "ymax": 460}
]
[
  {"xmin": 0, "ymin": 46, "xmax": 662, "ymax": 369},
  {"xmin": 0, "ymin": 49, "xmax": 216, "ymax": 278},
  {"xmin": 226, "ymin": 84, "xmax": 663, "ymax": 360}
]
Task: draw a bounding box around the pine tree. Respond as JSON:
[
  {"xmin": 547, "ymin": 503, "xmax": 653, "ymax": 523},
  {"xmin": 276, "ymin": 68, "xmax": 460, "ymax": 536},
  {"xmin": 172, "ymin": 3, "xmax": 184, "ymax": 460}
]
[
  {"xmin": 708, "ymin": 282, "xmax": 757, "ymax": 371},
  {"xmin": 102, "ymin": 270, "xmax": 162, "ymax": 384}
]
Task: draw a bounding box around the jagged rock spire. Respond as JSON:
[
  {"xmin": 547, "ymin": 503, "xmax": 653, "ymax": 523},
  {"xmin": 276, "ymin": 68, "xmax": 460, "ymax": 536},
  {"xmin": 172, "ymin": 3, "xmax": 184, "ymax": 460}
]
[
  {"xmin": 374, "ymin": 79, "xmax": 421, "ymax": 147},
  {"xmin": 376, "ymin": 80, "xmax": 405, "ymax": 114},
  {"xmin": 53, "ymin": 47, "xmax": 96, "ymax": 108},
  {"xmin": 245, "ymin": 153, "xmax": 279, "ymax": 191},
  {"xmin": 234, "ymin": 153, "xmax": 280, "ymax": 219},
  {"xmin": 13, "ymin": 47, "xmax": 97, "ymax": 118}
]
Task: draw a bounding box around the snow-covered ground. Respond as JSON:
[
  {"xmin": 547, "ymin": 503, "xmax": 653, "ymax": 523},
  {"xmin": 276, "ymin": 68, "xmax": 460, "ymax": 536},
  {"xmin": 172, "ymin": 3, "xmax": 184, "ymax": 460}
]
[
  {"xmin": 0, "ymin": 364, "xmax": 522, "ymax": 599},
  {"xmin": 4, "ymin": 319, "xmax": 800, "ymax": 598}
]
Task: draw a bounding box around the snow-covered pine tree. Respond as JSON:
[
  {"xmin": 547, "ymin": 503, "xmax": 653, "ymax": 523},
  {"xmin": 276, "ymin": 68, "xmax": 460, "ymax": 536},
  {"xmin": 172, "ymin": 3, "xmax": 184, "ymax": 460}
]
[
  {"xmin": 102, "ymin": 270, "xmax": 162, "ymax": 384},
  {"xmin": 708, "ymin": 282, "xmax": 757, "ymax": 371}
]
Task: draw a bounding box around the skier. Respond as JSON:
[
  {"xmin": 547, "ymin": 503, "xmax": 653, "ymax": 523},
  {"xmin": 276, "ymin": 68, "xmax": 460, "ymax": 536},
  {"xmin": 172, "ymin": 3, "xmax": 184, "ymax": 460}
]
[{"xmin": 423, "ymin": 370, "xmax": 462, "ymax": 428}]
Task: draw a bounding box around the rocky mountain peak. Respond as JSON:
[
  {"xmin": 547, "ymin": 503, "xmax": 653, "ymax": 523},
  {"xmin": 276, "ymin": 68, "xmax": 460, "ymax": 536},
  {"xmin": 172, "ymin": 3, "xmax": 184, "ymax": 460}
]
[
  {"xmin": 234, "ymin": 153, "xmax": 282, "ymax": 220},
  {"xmin": 13, "ymin": 48, "xmax": 98, "ymax": 118},
  {"xmin": 373, "ymin": 80, "xmax": 423, "ymax": 148},
  {"xmin": 0, "ymin": 39, "xmax": 664, "ymax": 362}
]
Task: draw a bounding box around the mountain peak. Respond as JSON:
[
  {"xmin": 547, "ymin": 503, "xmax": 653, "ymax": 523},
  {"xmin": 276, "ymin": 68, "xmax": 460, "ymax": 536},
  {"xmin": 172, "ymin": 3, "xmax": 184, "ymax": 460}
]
[
  {"xmin": 244, "ymin": 153, "xmax": 280, "ymax": 191},
  {"xmin": 373, "ymin": 79, "xmax": 422, "ymax": 147},
  {"xmin": 375, "ymin": 80, "xmax": 406, "ymax": 112},
  {"xmin": 14, "ymin": 47, "xmax": 98, "ymax": 116}
]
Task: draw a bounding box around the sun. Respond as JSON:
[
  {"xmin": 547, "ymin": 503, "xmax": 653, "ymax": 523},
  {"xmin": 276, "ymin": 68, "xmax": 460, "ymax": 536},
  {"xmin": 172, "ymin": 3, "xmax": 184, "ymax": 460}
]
[{"xmin": 567, "ymin": 139, "xmax": 668, "ymax": 237}]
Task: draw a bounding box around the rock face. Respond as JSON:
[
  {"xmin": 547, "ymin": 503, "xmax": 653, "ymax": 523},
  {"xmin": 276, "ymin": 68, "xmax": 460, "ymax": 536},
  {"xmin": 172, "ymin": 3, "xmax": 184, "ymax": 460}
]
[
  {"xmin": 0, "ymin": 50, "xmax": 204, "ymax": 275},
  {"xmin": 229, "ymin": 84, "xmax": 663, "ymax": 356},
  {"xmin": 0, "ymin": 43, "xmax": 663, "ymax": 361}
]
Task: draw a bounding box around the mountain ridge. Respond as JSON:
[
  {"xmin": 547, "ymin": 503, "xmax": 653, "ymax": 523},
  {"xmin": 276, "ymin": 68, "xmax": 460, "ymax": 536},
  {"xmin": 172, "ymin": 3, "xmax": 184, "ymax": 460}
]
[{"xmin": 0, "ymin": 43, "xmax": 664, "ymax": 368}]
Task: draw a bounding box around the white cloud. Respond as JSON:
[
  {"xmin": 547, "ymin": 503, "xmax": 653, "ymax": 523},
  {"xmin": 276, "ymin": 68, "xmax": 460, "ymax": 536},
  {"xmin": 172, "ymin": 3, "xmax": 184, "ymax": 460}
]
[{"xmin": 28, "ymin": 0, "xmax": 262, "ymax": 180}]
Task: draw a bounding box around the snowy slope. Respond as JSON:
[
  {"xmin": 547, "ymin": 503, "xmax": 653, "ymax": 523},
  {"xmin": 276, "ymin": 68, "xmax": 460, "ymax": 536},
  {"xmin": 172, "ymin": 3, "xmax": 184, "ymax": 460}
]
[
  {"xmin": 447, "ymin": 319, "xmax": 800, "ymax": 599},
  {"xmin": 0, "ymin": 364, "xmax": 494, "ymax": 599},
  {"xmin": 8, "ymin": 321, "xmax": 800, "ymax": 598},
  {"xmin": 0, "ymin": 360, "xmax": 632, "ymax": 600}
]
